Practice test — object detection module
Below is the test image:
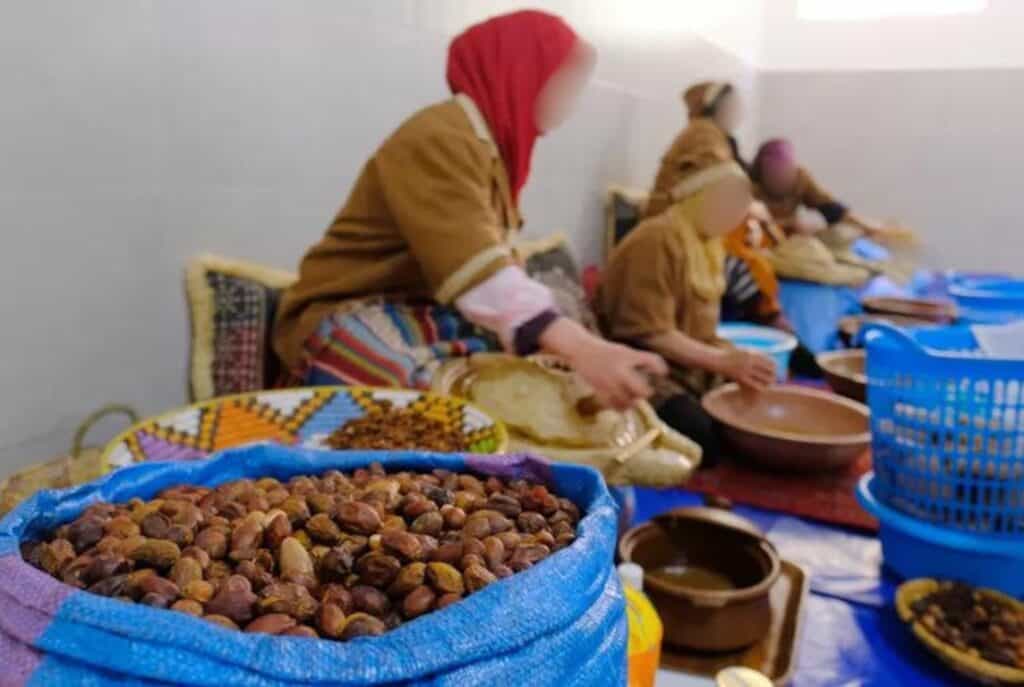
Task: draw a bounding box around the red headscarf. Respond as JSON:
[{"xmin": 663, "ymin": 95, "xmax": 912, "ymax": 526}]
[{"xmin": 447, "ymin": 10, "xmax": 579, "ymax": 205}]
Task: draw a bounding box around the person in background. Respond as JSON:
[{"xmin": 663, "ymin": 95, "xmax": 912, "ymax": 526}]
[
  {"xmin": 752, "ymin": 138, "xmax": 890, "ymax": 240},
  {"xmin": 273, "ymin": 10, "xmax": 665, "ymax": 410},
  {"xmin": 598, "ymin": 122, "xmax": 776, "ymax": 461},
  {"xmin": 646, "ymin": 82, "xmax": 821, "ymax": 377}
]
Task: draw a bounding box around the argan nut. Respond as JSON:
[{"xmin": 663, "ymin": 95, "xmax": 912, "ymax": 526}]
[
  {"xmin": 426, "ymin": 562, "xmax": 464, "ymax": 595},
  {"xmin": 279, "ymin": 537, "xmax": 315, "ymax": 577},
  {"xmin": 517, "ymin": 512, "xmax": 547, "ymax": 534},
  {"xmin": 183, "ymin": 580, "xmax": 215, "ymax": 603},
  {"xmin": 205, "ymin": 575, "xmax": 257, "ymax": 624},
  {"xmin": 351, "ymin": 585, "xmax": 391, "ymax": 617},
  {"xmin": 436, "ymin": 592, "xmax": 462, "ymax": 610},
  {"xmin": 486, "ymin": 494, "xmax": 522, "ymax": 518},
  {"xmin": 245, "ymin": 613, "xmax": 297, "ymax": 635},
  {"xmin": 509, "ymin": 544, "xmax": 550, "ymax": 572},
  {"xmin": 194, "ymin": 527, "xmax": 229, "ymax": 560},
  {"xmin": 464, "ymin": 564, "xmax": 497, "ymax": 593},
  {"xmin": 263, "ymin": 513, "xmax": 292, "ymax": 549},
  {"xmin": 321, "ymin": 584, "xmax": 354, "ymax": 615},
  {"xmin": 283, "ymin": 625, "xmax": 319, "ymax": 638},
  {"xmin": 482, "ymin": 537, "xmax": 506, "ymax": 570},
  {"xmin": 355, "ymin": 553, "xmax": 401, "ymax": 587},
  {"xmin": 280, "ymin": 497, "xmax": 311, "ymax": 527},
  {"xmin": 68, "ymin": 517, "xmax": 105, "ymax": 553},
  {"xmin": 429, "ymin": 540, "xmax": 463, "ymax": 565},
  {"xmin": 388, "ymin": 562, "xmax": 426, "ymax": 598},
  {"xmin": 127, "ymin": 539, "xmax": 181, "ymax": 570},
  {"xmin": 171, "ymin": 599, "xmax": 205, "ymax": 617},
  {"xmin": 317, "ymin": 602, "xmax": 346, "ymax": 638},
  {"xmin": 170, "ymin": 556, "xmax": 204, "ymax": 589},
  {"xmin": 305, "ymin": 513, "xmax": 343, "ymax": 544},
  {"xmin": 402, "ymin": 585, "xmax": 436, "ymax": 619},
  {"xmin": 339, "ymin": 613, "xmax": 387, "ymax": 640},
  {"xmin": 140, "ymin": 592, "xmax": 174, "ymax": 609},
  {"xmin": 440, "ymin": 505, "xmax": 466, "ymax": 529},
  {"xmin": 140, "ymin": 512, "xmax": 172, "ymax": 540},
  {"xmin": 380, "ymin": 530, "xmax": 423, "ymax": 561},
  {"xmin": 203, "ymin": 614, "xmax": 240, "ymax": 631},
  {"xmin": 409, "ymin": 511, "xmax": 443, "ymax": 537},
  {"xmin": 336, "ymin": 501, "xmax": 381, "ymax": 535}
]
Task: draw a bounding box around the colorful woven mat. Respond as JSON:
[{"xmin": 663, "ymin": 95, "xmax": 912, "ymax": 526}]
[
  {"xmin": 685, "ymin": 450, "xmax": 877, "ymax": 531},
  {"xmin": 102, "ymin": 387, "xmax": 506, "ymax": 473}
]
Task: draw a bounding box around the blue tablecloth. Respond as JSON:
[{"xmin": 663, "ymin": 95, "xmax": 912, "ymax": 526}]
[{"xmin": 633, "ymin": 488, "xmax": 962, "ymax": 687}]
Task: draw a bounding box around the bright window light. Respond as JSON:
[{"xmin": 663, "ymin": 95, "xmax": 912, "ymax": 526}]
[{"xmin": 798, "ymin": 0, "xmax": 987, "ymax": 22}]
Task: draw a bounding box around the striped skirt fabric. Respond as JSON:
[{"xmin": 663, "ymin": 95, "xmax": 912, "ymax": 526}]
[{"xmin": 301, "ymin": 300, "xmax": 498, "ymax": 389}]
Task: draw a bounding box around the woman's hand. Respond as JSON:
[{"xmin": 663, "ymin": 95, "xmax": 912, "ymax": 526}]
[
  {"xmin": 718, "ymin": 349, "xmax": 776, "ymax": 391},
  {"xmin": 540, "ymin": 318, "xmax": 667, "ymax": 410},
  {"xmin": 566, "ymin": 338, "xmax": 668, "ymax": 410}
]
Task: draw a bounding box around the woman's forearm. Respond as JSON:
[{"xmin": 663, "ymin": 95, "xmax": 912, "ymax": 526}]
[{"xmin": 643, "ymin": 330, "xmax": 725, "ymax": 374}]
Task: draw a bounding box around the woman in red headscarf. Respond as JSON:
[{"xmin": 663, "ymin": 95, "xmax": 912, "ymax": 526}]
[{"xmin": 274, "ymin": 10, "xmax": 665, "ymax": 408}]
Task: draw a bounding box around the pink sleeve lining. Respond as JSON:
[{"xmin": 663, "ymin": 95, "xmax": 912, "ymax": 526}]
[{"xmin": 455, "ymin": 266, "xmax": 558, "ymax": 351}]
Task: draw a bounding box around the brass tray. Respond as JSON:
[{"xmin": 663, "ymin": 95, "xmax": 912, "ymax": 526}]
[{"xmin": 660, "ymin": 560, "xmax": 808, "ymax": 686}]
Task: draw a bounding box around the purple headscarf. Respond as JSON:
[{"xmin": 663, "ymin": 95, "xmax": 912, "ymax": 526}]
[{"xmin": 753, "ymin": 138, "xmax": 796, "ymax": 181}]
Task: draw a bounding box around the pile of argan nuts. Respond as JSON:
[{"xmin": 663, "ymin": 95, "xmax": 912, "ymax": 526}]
[{"xmin": 21, "ymin": 464, "xmax": 580, "ymax": 640}]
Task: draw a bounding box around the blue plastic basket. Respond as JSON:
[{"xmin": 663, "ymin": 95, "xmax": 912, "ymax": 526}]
[
  {"xmin": 717, "ymin": 323, "xmax": 796, "ymax": 382},
  {"xmin": 864, "ymin": 323, "xmax": 1024, "ymax": 539},
  {"xmin": 857, "ymin": 473, "xmax": 1024, "ymax": 595},
  {"xmin": 948, "ymin": 276, "xmax": 1024, "ymax": 324}
]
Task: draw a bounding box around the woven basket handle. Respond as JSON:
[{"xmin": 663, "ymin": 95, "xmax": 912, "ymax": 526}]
[{"xmin": 71, "ymin": 404, "xmax": 140, "ymax": 457}]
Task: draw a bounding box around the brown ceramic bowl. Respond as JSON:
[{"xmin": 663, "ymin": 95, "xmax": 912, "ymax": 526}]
[
  {"xmin": 861, "ymin": 296, "xmax": 956, "ymax": 323},
  {"xmin": 702, "ymin": 384, "xmax": 870, "ymax": 472},
  {"xmin": 619, "ymin": 507, "xmax": 781, "ymax": 652},
  {"xmin": 817, "ymin": 349, "xmax": 867, "ymax": 402}
]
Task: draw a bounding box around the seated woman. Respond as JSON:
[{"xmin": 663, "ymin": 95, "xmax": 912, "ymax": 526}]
[
  {"xmin": 273, "ymin": 10, "xmax": 665, "ymax": 410},
  {"xmin": 752, "ymin": 138, "xmax": 891, "ymax": 244},
  {"xmin": 645, "ymin": 82, "xmax": 819, "ymax": 375},
  {"xmin": 598, "ymin": 126, "xmax": 776, "ymax": 461}
]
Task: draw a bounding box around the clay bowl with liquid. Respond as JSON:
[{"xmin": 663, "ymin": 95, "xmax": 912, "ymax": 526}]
[
  {"xmin": 817, "ymin": 349, "xmax": 867, "ymax": 402},
  {"xmin": 861, "ymin": 296, "xmax": 956, "ymax": 323},
  {"xmin": 702, "ymin": 384, "xmax": 870, "ymax": 472},
  {"xmin": 619, "ymin": 507, "xmax": 781, "ymax": 651}
]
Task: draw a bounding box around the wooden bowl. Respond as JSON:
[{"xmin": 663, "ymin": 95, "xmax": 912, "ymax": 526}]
[
  {"xmin": 817, "ymin": 349, "xmax": 867, "ymax": 402},
  {"xmin": 619, "ymin": 507, "xmax": 781, "ymax": 652},
  {"xmin": 861, "ymin": 296, "xmax": 956, "ymax": 323},
  {"xmin": 702, "ymin": 384, "xmax": 870, "ymax": 472}
]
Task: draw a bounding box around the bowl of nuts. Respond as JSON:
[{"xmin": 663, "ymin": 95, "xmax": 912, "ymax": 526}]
[
  {"xmin": 1, "ymin": 447, "xmax": 623, "ymax": 684},
  {"xmin": 896, "ymin": 579, "xmax": 1024, "ymax": 684},
  {"xmin": 101, "ymin": 387, "xmax": 509, "ymax": 472}
]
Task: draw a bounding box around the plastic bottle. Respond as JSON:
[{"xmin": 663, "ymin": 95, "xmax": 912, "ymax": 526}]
[{"xmin": 618, "ymin": 562, "xmax": 663, "ymax": 687}]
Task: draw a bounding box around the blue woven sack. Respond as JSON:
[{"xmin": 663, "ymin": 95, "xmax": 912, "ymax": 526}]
[{"xmin": 0, "ymin": 446, "xmax": 626, "ymax": 686}]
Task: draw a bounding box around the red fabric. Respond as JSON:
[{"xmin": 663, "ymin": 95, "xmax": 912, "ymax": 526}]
[
  {"xmin": 446, "ymin": 10, "xmax": 578, "ymax": 204},
  {"xmin": 686, "ymin": 450, "xmax": 878, "ymax": 531}
]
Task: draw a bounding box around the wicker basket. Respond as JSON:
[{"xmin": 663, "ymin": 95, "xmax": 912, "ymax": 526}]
[
  {"xmin": 431, "ymin": 354, "xmax": 700, "ymax": 487},
  {"xmin": 896, "ymin": 579, "xmax": 1024, "ymax": 685},
  {"xmin": 0, "ymin": 405, "xmax": 138, "ymax": 517}
]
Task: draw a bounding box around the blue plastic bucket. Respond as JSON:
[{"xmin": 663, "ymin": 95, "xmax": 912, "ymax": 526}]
[
  {"xmin": 858, "ymin": 473, "xmax": 1024, "ymax": 595},
  {"xmin": 948, "ymin": 277, "xmax": 1024, "ymax": 324},
  {"xmin": 717, "ymin": 323, "xmax": 797, "ymax": 381}
]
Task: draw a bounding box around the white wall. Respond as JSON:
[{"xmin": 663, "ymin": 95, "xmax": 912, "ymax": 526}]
[
  {"xmin": 754, "ymin": 0, "xmax": 1024, "ymax": 272},
  {"xmin": 0, "ymin": 0, "xmax": 762, "ymax": 475},
  {"xmin": 761, "ymin": 0, "xmax": 1024, "ymax": 72}
]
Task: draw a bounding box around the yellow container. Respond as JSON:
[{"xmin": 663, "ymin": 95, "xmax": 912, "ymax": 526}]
[{"xmin": 620, "ymin": 563, "xmax": 663, "ymax": 687}]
